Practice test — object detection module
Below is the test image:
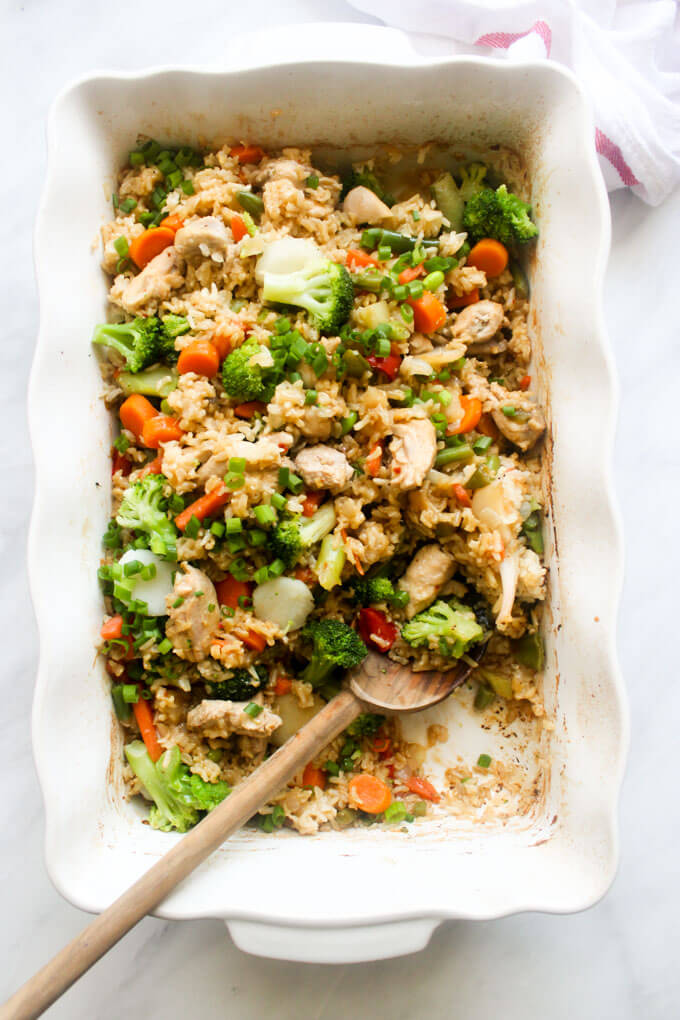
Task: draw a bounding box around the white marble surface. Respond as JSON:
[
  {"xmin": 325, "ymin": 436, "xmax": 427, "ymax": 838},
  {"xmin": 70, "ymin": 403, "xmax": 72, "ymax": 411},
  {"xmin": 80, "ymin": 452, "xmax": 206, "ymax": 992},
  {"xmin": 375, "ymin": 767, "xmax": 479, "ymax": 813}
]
[{"xmin": 2, "ymin": 1, "xmax": 678, "ymax": 1016}]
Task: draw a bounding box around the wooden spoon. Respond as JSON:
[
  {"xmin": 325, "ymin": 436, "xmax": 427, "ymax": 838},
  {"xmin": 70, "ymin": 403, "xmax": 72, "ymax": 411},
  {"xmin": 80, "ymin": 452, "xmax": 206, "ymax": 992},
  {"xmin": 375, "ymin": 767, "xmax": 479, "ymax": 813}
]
[{"xmin": 1, "ymin": 651, "xmax": 479, "ymax": 1020}]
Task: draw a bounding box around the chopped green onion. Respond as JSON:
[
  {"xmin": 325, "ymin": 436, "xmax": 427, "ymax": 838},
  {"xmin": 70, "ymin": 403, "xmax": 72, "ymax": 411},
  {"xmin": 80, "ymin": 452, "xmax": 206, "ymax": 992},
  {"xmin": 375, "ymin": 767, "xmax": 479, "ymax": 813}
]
[
  {"xmin": 228, "ymin": 457, "xmax": 246, "ymax": 474},
  {"xmin": 119, "ymin": 197, "xmax": 137, "ymax": 214},
  {"xmin": 184, "ymin": 515, "xmax": 201, "ymax": 539},
  {"xmin": 305, "ymin": 174, "xmax": 319, "ymax": 189},
  {"xmin": 180, "ymin": 180, "xmax": 195, "ymax": 195},
  {"xmin": 224, "ymin": 472, "xmax": 245, "ymax": 490},
  {"xmin": 122, "ymin": 684, "xmax": 140, "ymax": 704},
  {"xmin": 400, "ymin": 303, "xmax": 414, "ymax": 323},
  {"xmin": 271, "ymin": 492, "xmax": 286, "ymax": 511},
  {"xmin": 477, "ymin": 753, "xmax": 492, "ymax": 768},
  {"xmin": 253, "ymin": 565, "xmax": 270, "ymax": 585},
  {"xmin": 384, "ymin": 801, "xmax": 409, "ymax": 824},
  {"xmin": 248, "ymin": 529, "xmax": 267, "ymax": 547},
  {"xmin": 253, "ymin": 504, "xmax": 277, "ymax": 527},
  {"xmin": 157, "ymin": 638, "xmax": 172, "ymax": 654},
  {"xmin": 172, "ymin": 597, "xmax": 185, "ymax": 608},
  {"xmin": 113, "ymin": 434, "xmax": 130, "ymax": 453},
  {"xmin": 269, "ymin": 558, "xmax": 286, "ymax": 578},
  {"xmin": 129, "ymin": 151, "xmax": 145, "ymax": 167},
  {"xmin": 340, "ymin": 411, "xmax": 358, "ymax": 435},
  {"xmin": 114, "ymin": 236, "xmax": 129, "ymax": 258},
  {"xmin": 226, "ymin": 535, "xmax": 246, "ymax": 554},
  {"xmin": 211, "ymin": 520, "xmax": 226, "ymax": 537},
  {"xmin": 411, "ymin": 800, "xmax": 427, "ymax": 817},
  {"xmin": 244, "ymin": 702, "xmax": 263, "ymax": 718},
  {"xmin": 304, "ymin": 389, "xmax": 318, "ymax": 406},
  {"xmin": 501, "ymin": 405, "xmax": 517, "ymax": 418},
  {"xmin": 242, "ymin": 211, "xmax": 257, "ymax": 236},
  {"xmin": 412, "ymin": 209, "xmax": 420, "ymax": 221},
  {"xmin": 111, "ymin": 685, "xmax": 131, "ymax": 721},
  {"xmin": 377, "ymin": 244, "xmax": 391, "ymax": 262},
  {"xmin": 271, "ymin": 804, "xmax": 286, "ymax": 826},
  {"xmin": 229, "ymin": 558, "xmax": 250, "ymax": 581},
  {"xmin": 324, "ymin": 760, "xmax": 340, "ymax": 776},
  {"xmin": 473, "ymin": 436, "xmax": 493, "ymax": 453},
  {"xmin": 225, "ymin": 517, "xmax": 242, "ymax": 534},
  {"xmin": 408, "ymin": 279, "xmax": 424, "ymax": 300}
]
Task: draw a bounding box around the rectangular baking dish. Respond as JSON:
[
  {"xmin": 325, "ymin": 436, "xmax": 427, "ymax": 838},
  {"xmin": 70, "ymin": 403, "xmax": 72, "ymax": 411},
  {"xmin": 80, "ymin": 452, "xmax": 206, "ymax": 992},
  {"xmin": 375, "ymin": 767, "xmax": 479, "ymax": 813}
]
[{"xmin": 29, "ymin": 23, "xmax": 627, "ymax": 963}]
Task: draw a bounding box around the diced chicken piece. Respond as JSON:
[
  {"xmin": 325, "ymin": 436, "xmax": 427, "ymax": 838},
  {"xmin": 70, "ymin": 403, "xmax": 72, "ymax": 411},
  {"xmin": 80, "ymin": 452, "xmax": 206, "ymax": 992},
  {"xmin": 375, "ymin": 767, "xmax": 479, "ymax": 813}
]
[
  {"xmin": 491, "ymin": 403, "xmax": 546, "ymax": 451},
  {"xmin": 399, "ymin": 545, "xmax": 457, "ymax": 619},
  {"xmin": 343, "ymin": 186, "xmax": 391, "ymax": 225},
  {"xmin": 451, "ymin": 300, "xmax": 505, "ymax": 345},
  {"xmin": 196, "ymin": 433, "xmax": 292, "ymax": 485},
  {"xmin": 254, "ymin": 158, "xmax": 309, "ymax": 186},
  {"xmin": 165, "ymin": 565, "xmax": 220, "ymax": 662},
  {"xmin": 388, "ymin": 413, "xmax": 437, "ymax": 490},
  {"xmin": 174, "ymin": 216, "xmax": 230, "ymax": 260},
  {"xmin": 294, "ymin": 445, "xmax": 354, "ymax": 492},
  {"xmin": 466, "ymin": 337, "xmax": 508, "ymax": 356},
  {"xmin": 186, "ymin": 699, "xmax": 282, "ymax": 739},
  {"xmin": 116, "ymin": 247, "xmax": 185, "ymax": 313}
]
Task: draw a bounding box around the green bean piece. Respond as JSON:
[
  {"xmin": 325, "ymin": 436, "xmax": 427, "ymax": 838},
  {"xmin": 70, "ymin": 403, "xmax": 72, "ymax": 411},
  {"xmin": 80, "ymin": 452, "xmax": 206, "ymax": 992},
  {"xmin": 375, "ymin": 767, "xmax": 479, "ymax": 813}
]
[
  {"xmin": 237, "ymin": 191, "xmax": 265, "ymax": 219},
  {"xmin": 434, "ymin": 445, "xmax": 474, "ymax": 467},
  {"xmin": 360, "ymin": 228, "xmax": 438, "ymax": 254},
  {"xmin": 510, "ymin": 260, "xmax": 530, "ymax": 299}
]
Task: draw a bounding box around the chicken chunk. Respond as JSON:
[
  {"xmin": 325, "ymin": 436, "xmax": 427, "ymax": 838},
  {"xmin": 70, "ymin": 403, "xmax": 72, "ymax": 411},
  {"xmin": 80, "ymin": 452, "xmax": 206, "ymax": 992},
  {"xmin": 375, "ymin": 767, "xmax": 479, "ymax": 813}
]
[
  {"xmin": 196, "ymin": 433, "xmax": 292, "ymax": 486},
  {"xmin": 174, "ymin": 216, "xmax": 230, "ymax": 261},
  {"xmin": 267, "ymin": 381, "xmax": 347, "ymax": 441},
  {"xmin": 451, "ymin": 300, "xmax": 505, "ymax": 345},
  {"xmin": 294, "ymin": 445, "xmax": 354, "ymax": 492},
  {"xmin": 491, "ymin": 402, "xmax": 546, "ymax": 451},
  {"xmin": 165, "ymin": 565, "xmax": 220, "ymax": 662},
  {"xmin": 254, "ymin": 158, "xmax": 309, "ymax": 186},
  {"xmin": 399, "ymin": 545, "xmax": 457, "ymax": 619},
  {"xmin": 116, "ymin": 247, "xmax": 185, "ymax": 313},
  {"xmin": 186, "ymin": 699, "xmax": 281, "ymax": 739},
  {"xmin": 388, "ymin": 413, "xmax": 437, "ymax": 490},
  {"xmin": 343, "ymin": 186, "xmax": 391, "ymax": 225}
]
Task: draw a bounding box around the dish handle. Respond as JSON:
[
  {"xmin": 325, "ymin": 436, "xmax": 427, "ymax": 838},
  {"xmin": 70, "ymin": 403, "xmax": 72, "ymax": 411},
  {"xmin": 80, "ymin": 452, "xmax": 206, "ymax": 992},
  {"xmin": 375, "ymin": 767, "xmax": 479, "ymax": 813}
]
[{"xmin": 226, "ymin": 917, "xmax": 439, "ymax": 964}]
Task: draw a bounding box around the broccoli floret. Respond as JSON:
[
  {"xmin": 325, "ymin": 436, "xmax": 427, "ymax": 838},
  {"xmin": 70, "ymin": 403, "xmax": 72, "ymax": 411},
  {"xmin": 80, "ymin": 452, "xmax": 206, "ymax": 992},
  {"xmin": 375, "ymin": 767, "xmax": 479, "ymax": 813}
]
[
  {"xmin": 262, "ymin": 259, "xmax": 354, "ymax": 335},
  {"xmin": 221, "ymin": 337, "xmax": 281, "ymax": 403},
  {"xmin": 352, "ymin": 575, "xmax": 409, "ymax": 608},
  {"xmin": 300, "ymin": 618, "xmax": 368, "ymax": 688},
  {"xmin": 346, "ymin": 712, "xmax": 384, "ymax": 738},
  {"xmin": 124, "ymin": 742, "xmax": 230, "ymax": 833},
  {"xmin": 119, "ymin": 365, "xmax": 178, "ymax": 398},
  {"xmin": 431, "ymin": 163, "xmax": 487, "ymax": 231},
  {"xmin": 204, "ymin": 664, "xmax": 268, "ymax": 701},
  {"xmin": 157, "ymin": 314, "xmax": 190, "ymax": 364},
  {"xmin": 463, "ymin": 184, "xmax": 538, "ymax": 246},
  {"xmin": 116, "ymin": 473, "xmax": 177, "ymax": 559},
  {"xmin": 269, "ymin": 503, "xmax": 337, "ymax": 569},
  {"xmin": 92, "ymin": 316, "xmax": 160, "ymax": 373},
  {"xmin": 401, "ymin": 600, "xmax": 484, "ymax": 658}
]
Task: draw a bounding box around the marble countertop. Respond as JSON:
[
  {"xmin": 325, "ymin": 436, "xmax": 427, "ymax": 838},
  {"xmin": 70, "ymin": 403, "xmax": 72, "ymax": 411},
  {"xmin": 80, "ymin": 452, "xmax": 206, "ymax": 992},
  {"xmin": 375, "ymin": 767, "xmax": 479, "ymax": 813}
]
[{"xmin": 2, "ymin": 1, "xmax": 677, "ymax": 1016}]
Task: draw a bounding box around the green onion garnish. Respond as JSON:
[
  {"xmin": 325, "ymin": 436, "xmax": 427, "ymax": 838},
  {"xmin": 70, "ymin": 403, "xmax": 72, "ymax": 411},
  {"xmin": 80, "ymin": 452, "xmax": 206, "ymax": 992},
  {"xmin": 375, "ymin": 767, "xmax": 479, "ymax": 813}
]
[
  {"xmin": 253, "ymin": 505, "xmax": 276, "ymax": 527},
  {"xmin": 305, "ymin": 174, "xmax": 319, "ymax": 189},
  {"xmin": 184, "ymin": 515, "xmax": 201, "ymax": 539},
  {"xmin": 225, "ymin": 518, "xmax": 242, "ymax": 534},
  {"xmin": 244, "ymin": 702, "xmax": 263, "ymax": 719},
  {"xmin": 114, "ymin": 236, "xmax": 129, "ymax": 258},
  {"xmin": 477, "ymin": 753, "xmax": 492, "ymax": 768}
]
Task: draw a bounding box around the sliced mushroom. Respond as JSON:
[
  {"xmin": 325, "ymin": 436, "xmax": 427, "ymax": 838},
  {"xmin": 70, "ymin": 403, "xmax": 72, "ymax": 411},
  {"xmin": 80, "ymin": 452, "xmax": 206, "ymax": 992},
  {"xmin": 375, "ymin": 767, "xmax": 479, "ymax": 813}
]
[{"xmin": 343, "ymin": 186, "xmax": 391, "ymax": 225}]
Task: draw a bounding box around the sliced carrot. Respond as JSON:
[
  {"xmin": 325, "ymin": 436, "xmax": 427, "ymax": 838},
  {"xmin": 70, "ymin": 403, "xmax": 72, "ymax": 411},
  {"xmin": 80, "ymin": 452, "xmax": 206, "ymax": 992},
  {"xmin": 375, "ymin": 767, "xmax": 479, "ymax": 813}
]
[
  {"xmin": 346, "ymin": 248, "xmax": 379, "ymax": 270},
  {"xmin": 159, "ymin": 213, "xmax": 184, "ymax": 234},
  {"xmin": 372, "ymin": 731, "xmax": 392, "ymax": 756},
  {"xmin": 398, "ymin": 264, "xmax": 424, "ymax": 285},
  {"xmin": 477, "ymin": 412, "xmax": 500, "ymax": 440},
  {"xmin": 519, "ymin": 373, "xmax": 531, "ymax": 391},
  {"xmin": 407, "ymin": 292, "xmax": 447, "ymax": 334},
  {"xmin": 274, "ymin": 676, "xmax": 293, "ymax": 696},
  {"xmin": 138, "ymin": 453, "xmax": 163, "ymax": 479},
  {"xmin": 467, "ymin": 238, "xmax": 509, "ymax": 278},
  {"xmin": 447, "ymin": 287, "xmax": 479, "ymax": 310},
  {"xmin": 406, "ymin": 775, "xmax": 441, "ymax": 803},
  {"xmin": 301, "ymin": 491, "xmax": 325, "ymax": 518},
  {"xmin": 175, "ymin": 481, "xmax": 230, "ymax": 531},
  {"xmin": 233, "ymin": 401, "xmax": 266, "ymax": 419},
  {"xmin": 119, "ymin": 394, "xmax": 157, "ymax": 442},
  {"xmin": 302, "ymin": 764, "xmax": 327, "ymax": 790},
  {"xmin": 230, "ymin": 214, "xmax": 248, "ymax": 242},
  {"xmin": 141, "ymin": 415, "xmax": 184, "ymax": 449},
  {"xmin": 215, "ymin": 576, "xmax": 253, "ymax": 610},
  {"xmin": 452, "ymin": 483, "xmax": 472, "ymax": 508},
  {"xmin": 365, "ymin": 443, "xmax": 383, "ymax": 477},
  {"xmin": 447, "ymin": 395, "xmax": 483, "ymax": 436},
  {"xmin": 230, "ymin": 144, "xmax": 265, "ymax": 164},
  {"xmin": 132, "ymin": 697, "xmax": 163, "ymax": 763},
  {"xmin": 101, "ymin": 615, "xmax": 124, "ymax": 641},
  {"xmin": 177, "ymin": 339, "xmax": 220, "ymax": 378},
  {"xmin": 128, "ymin": 227, "xmax": 175, "ymax": 270},
  {"xmin": 242, "ymin": 630, "xmax": 266, "ymax": 653},
  {"xmin": 348, "ymin": 773, "xmax": 392, "ymax": 814}
]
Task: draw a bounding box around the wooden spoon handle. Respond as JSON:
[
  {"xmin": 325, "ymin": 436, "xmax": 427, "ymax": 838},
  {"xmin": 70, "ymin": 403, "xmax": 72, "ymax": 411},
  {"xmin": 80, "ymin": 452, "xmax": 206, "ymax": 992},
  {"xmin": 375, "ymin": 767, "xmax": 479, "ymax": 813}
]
[{"xmin": 1, "ymin": 689, "xmax": 363, "ymax": 1020}]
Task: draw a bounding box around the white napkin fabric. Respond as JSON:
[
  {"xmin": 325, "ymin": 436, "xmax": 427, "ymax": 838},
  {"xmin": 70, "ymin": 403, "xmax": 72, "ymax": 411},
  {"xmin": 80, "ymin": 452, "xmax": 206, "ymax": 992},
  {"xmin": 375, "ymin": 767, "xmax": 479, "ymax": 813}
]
[{"xmin": 347, "ymin": 0, "xmax": 680, "ymax": 205}]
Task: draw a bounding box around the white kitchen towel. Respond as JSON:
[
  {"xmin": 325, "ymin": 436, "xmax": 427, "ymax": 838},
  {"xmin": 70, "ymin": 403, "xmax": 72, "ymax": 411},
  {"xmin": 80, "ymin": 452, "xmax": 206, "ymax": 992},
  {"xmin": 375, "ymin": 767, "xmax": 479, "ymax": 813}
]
[{"xmin": 347, "ymin": 0, "xmax": 680, "ymax": 205}]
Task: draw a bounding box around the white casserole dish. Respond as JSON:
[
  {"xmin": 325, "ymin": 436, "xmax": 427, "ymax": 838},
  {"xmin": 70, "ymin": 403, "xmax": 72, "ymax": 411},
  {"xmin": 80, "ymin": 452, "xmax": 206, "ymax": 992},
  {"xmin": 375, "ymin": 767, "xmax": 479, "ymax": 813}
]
[{"xmin": 29, "ymin": 23, "xmax": 627, "ymax": 964}]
